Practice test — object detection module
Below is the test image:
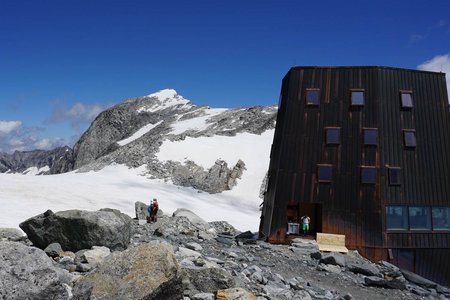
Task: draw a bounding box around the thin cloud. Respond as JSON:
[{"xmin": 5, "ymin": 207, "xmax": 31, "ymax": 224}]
[
  {"xmin": 48, "ymin": 101, "xmax": 111, "ymax": 133},
  {"xmin": 409, "ymin": 20, "xmax": 448, "ymax": 45},
  {"xmin": 417, "ymin": 53, "xmax": 450, "ymax": 93}
]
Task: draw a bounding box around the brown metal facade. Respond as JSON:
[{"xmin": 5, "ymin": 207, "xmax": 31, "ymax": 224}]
[{"xmin": 260, "ymin": 66, "xmax": 450, "ymax": 285}]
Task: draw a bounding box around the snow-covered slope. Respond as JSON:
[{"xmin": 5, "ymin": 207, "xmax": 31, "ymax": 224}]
[{"xmin": 0, "ymin": 89, "xmax": 277, "ymax": 232}]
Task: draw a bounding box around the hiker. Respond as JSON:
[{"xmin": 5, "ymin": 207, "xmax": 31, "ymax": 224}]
[
  {"xmin": 147, "ymin": 199, "xmax": 155, "ymax": 223},
  {"xmin": 301, "ymin": 215, "xmax": 311, "ymax": 234},
  {"xmin": 151, "ymin": 198, "xmax": 159, "ymax": 222}
]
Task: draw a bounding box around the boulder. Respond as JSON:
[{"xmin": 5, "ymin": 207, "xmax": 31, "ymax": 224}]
[
  {"xmin": 19, "ymin": 208, "xmax": 133, "ymax": 251},
  {"xmin": 401, "ymin": 269, "xmax": 437, "ymax": 289},
  {"xmin": 135, "ymin": 201, "xmax": 150, "ymax": 220},
  {"xmin": 72, "ymin": 241, "xmax": 182, "ymax": 300},
  {"xmin": 364, "ymin": 275, "xmax": 407, "ymax": 290},
  {"xmin": 0, "ymin": 228, "xmax": 24, "ymax": 241},
  {"xmin": 181, "ymin": 266, "xmax": 235, "ymax": 294},
  {"xmin": 172, "ymin": 208, "xmax": 210, "ymax": 230},
  {"xmin": 44, "ymin": 242, "xmax": 63, "ymax": 258},
  {"xmin": 81, "ymin": 246, "xmax": 111, "ymax": 265},
  {"xmin": 347, "ymin": 263, "xmax": 380, "ymax": 276},
  {"xmin": 0, "ymin": 241, "xmax": 71, "ymax": 300},
  {"xmin": 215, "ymin": 288, "xmax": 257, "ymax": 300},
  {"xmin": 319, "ymin": 252, "xmax": 346, "ymax": 267}
]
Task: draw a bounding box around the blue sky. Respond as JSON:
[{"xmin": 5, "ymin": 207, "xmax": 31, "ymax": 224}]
[{"xmin": 1, "ymin": 0, "xmax": 449, "ymax": 152}]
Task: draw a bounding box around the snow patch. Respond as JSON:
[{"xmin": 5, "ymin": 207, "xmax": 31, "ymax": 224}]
[
  {"xmin": 118, "ymin": 120, "xmax": 163, "ymax": 146},
  {"xmin": 170, "ymin": 108, "xmax": 227, "ymax": 135},
  {"xmin": 157, "ymin": 130, "xmax": 274, "ymax": 204},
  {"xmin": 22, "ymin": 166, "xmax": 50, "ymax": 176},
  {"xmin": 0, "ymin": 164, "xmax": 263, "ymax": 232}
]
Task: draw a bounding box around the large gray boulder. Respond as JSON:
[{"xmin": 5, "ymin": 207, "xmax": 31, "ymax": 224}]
[
  {"xmin": 172, "ymin": 208, "xmax": 210, "ymax": 230},
  {"xmin": 0, "ymin": 228, "xmax": 24, "ymax": 241},
  {"xmin": 72, "ymin": 241, "xmax": 182, "ymax": 300},
  {"xmin": 0, "ymin": 241, "xmax": 72, "ymax": 300},
  {"xmin": 19, "ymin": 208, "xmax": 133, "ymax": 252}
]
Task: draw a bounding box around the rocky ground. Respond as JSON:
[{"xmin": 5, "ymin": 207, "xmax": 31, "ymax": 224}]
[{"xmin": 1, "ymin": 204, "xmax": 449, "ymax": 300}]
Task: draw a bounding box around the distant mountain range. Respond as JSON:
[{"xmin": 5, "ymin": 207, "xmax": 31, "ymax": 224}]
[{"xmin": 0, "ymin": 89, "xmax": 277, "ymax": 194}]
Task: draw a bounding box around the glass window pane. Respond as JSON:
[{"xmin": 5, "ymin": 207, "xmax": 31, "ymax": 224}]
[
  {"xmin": 364, "ymin": 129, "xmax": 377, "ymax": 146},
  {"xmin": 401, "ymin": 93, "xmax": 413, "ymax": 108},
  {"xmin": 306, "ymin": 89, "xmax": 320, "ymax": 106},
  {"xmin": 404, "ymin": 131, "xmax": 417, "ymax": 147},
  {"xmin": 361, "ymin": 167, "xmax": 376, "ymax": 184},
  {"xmin": 409, "ymin": 206, "xmax": 432, "ymax": 230},
  {"xmin": 326, "ymin": 128, "xmax": 340, "ymax": 145},
  {"xmin": 386, "ymin": 206, "xmax": 408, "ymax": 230},
  {"xmin": 351, "ymin": 91, "xmax": 364, "ymax": 106},
  {"xmin": 432, "ymin": 207, "xmax": 450, "ymax": 230},
  {"xmin": 388, "ymin": 168, "xmax": 401, "ymax": 185},
  {"xmin": 318, "ymin": 165, "xmax": 332, "ymax": 182}
]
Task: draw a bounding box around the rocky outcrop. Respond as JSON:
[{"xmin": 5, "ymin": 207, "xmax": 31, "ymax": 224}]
[
  {"xmin": 2, "ymin": 206, "xmax": 450, "ymax": 300},
  {"xmin": 19, "ymin": 208, "xmax": 133, "ymax": 251},
  {"xmin": 0, "ymin": 241, "xmax": 72, "ymax": 300},
  {"xmin": 72, "ymin": 241, "xmax": 182, "ymax": 300},
  {"xmin": 0, "ymin": 146, "xmax": 74, "ymax": 174}
]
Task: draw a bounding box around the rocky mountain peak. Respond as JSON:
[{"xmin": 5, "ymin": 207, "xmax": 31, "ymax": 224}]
[{"xmin": 137, "ymin": 88, "xmax": 193, "ymax": 113}]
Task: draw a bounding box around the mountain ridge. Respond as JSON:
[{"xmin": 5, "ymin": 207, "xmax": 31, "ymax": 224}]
[{"xmin": 1, "ymin": 89, "xmax": 277, "ymax": 194}]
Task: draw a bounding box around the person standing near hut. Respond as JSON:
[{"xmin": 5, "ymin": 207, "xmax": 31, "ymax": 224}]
[{"xmin": 301, "ymin": 215, "xmax": 311, "ymax": 234}]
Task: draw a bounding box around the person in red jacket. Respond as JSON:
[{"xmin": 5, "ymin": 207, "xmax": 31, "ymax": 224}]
[{"xmin": 151, "ymin": 198, "xmax": 159, "ymax": 222}]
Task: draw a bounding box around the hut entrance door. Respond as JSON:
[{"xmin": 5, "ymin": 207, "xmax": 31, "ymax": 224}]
[{"xmin": 299, "ymin": 203, "xmax": 322, "ymax": 235}]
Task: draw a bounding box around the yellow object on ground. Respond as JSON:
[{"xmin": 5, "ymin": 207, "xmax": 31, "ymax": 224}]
[{"xmin": 316, "ymin": 233, "xmax": 349, "ymax": 253}]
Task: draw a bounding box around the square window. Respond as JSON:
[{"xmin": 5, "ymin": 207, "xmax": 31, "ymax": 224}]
[
  {"xmin": 361, "ymin": 166, "xmax": 376, "ymax": 184},
  {"xmin": 401, "ymin": 92, "xmax": 413, "ymax": 109},
  {"xmin": 403, "ymin": 130, "xmax": 417, "ymax": 148},
  {"xmin": 364, "ymin": 128, "xmax": 378, "ymax": 146},
  {"xmin": 326, "ymin": 127, "xmax": 340, "ymax": 145},
  {"xmin": 318, "ymin": 164, "xmax": 332, "ymax": 183},
  {"xmin": 306, "ymin": 89, "xmax": 320, "ymax": 106},
  {"xmin": 388, "ymin": 167, "xmax": 401, "ymax": 186},
  {"xmin": 386, "ymin": 206, "xmax": 408, "ymax": 230},
  {"xmin": 432, "ymin": 207, "xmax": 450, "ymax": 230},
  {"xmin": 409, "ymin": 206, "xmax": 431, "ymax": 230},
  {"xmin": 351, "ymin": 90, "xmax": 364, "ymax": 106}
]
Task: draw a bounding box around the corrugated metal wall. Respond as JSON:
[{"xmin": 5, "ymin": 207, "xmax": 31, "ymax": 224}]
[{"xmin": 260, "ymin": 66, "xmax": 450, "ymax": 285}]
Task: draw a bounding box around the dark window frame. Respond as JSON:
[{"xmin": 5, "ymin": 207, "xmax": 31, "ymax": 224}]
[
  {"xmin": 403, "ymin": 130, "xmax": 417, "ymax": 148},
  {"xmin": 361, "ymin": 166, "xmax": 377, "ymax": 184},
  {"xmin": 317, "ymin": 164, "xmax": 333, "ymax": 183},
  {"xmin": 400, "ymin": 90, "xmax": 413, "ymax": 109},
  {"xmin": 305, "ymin": 88, "xmax": 320, "ymax": 107},
  {"xmin": 387, "ymin": 166, "xmax": 401, "ymax": 186},
  {"xmin": 363, "ymin": 127, "xmax": 378, "ymax": 146},
  {"xmin": 325, "ymin": 127, "xmax": 341, "ymax": 145},
  {"xmin": 350, "ymin": 89, "xmax": 365, "ymax": 106}
]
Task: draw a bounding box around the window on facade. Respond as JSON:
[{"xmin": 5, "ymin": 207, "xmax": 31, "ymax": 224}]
[
  {"xmin": 306, "ymin": 89, "xmax": 320, "ymax": 106},
  {"xmin": 364, "ymin": 128, "xmax": 378, "ymax": 146},
  {"xmin": 403, "ymin": 130, "xmax": 417, "ymax": 148},
  {"xmin": 318, "ymin": 164, "xmax": 332, "ymax": 183},
  {"xmin": 388, "ymin": 167, "xmax": 401, "ymax": 186},
  {"xmin": 351, "ymin": 90, "xmax": 365, "ymax": 106},
  {"xmin": 361, "ymin": 166, "xmax": 376, "ymax": 184},
  {"xmin": 326, "ymin": 127, "xmax": 340, "ymax": 145},
  {"xmin": 400, "ymin": 92, "xmax": 413, "ymax": 109},
  {"xmin": 409, "ymin": 206, "xmax": 432, "ymax": 230},
  {"xmin": 386, "ymin": 206, "xmax": 408, "ymax": 230},
  {"xmin": 432, "ymin": 207, "xmax": 450, "ymax": 230}
]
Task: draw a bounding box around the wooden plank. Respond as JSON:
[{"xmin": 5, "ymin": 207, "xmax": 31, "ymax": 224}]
[{"xmin": 317, "ymin": 232, "xmax": 349, "ymax": 253}]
